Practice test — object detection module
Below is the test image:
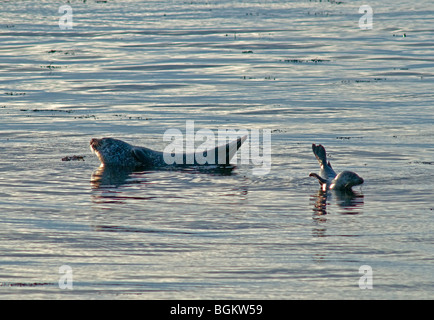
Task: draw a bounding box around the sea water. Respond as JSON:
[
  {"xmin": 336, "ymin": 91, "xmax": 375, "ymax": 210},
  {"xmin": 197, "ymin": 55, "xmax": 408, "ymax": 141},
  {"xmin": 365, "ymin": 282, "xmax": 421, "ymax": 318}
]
[{"xmin": 0, "ymin": 0, "xmax": 433, "ymax": 299}]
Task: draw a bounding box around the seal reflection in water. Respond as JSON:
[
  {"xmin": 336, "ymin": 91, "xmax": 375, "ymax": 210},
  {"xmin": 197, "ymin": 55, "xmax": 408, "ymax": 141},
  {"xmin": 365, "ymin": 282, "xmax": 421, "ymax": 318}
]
[
  {"xmin": 311, "ymin": 188, "xmax": 364, "ymax": 216},
  {"xmin": 90, "ymin": 163, "xmax": 238, "ymax": 189},
  {"xmin": 90, "ymin": 166, "xmax": 134, "ymax": 189}
]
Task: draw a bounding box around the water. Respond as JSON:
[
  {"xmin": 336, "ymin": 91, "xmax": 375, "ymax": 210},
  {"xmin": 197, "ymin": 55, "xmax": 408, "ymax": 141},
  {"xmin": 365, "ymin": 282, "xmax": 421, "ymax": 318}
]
[{"xmin": 0, "ymin": 0, "xmax": 433, "ymax": 299}]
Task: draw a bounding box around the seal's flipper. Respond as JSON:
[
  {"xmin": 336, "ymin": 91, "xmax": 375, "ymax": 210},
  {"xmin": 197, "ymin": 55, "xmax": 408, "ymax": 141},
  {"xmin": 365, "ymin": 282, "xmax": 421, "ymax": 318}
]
[
  {"xmin": 312, "ymin": 144, "xmax": 328, "ymax": 166},
  {"xmin": 213, "ymin": 135, "xmax": 247, "ymax": 165},
  {"xmin": 131, "ymin": 147, "xmax": 163, "ymax": 167},
  {"xmin": 312, "ymin": 143, "xmax": 336, "ymax": 179},
  {"xmin": 309, "ymin": 172, "xmax": 327, "ymax": 185}
]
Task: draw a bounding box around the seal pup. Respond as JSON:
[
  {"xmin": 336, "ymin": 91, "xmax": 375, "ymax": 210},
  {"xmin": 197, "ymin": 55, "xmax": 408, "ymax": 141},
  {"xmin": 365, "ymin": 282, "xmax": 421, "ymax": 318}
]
[
  {"xmin": 309, "ymin": 144, "xmax": 364, "ymax": 191},
  {"xmin": 90, "ymin": 136, "xmax": 247, "ymax": 168}
]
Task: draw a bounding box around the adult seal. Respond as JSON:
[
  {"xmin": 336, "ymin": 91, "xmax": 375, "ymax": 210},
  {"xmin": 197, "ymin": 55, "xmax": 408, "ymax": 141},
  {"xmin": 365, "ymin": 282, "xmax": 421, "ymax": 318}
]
[
  {"xmin": 309, "ymin": 144, "xmax": 364, "ymax": 191},
  {"xmin": 90, "ymin": 136, "xmax": 247, "ymax": 168}
]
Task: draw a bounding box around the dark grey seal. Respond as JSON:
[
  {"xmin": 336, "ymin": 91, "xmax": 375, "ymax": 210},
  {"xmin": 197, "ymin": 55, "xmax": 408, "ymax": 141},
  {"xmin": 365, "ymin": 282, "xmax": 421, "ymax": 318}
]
[
  {"xmin": 309, "ymin": 144, "xmax": 364, "ymax": 191},
  {"xmin": 90, "ymin": 136, "xmax": 247, "ymax": 168}
]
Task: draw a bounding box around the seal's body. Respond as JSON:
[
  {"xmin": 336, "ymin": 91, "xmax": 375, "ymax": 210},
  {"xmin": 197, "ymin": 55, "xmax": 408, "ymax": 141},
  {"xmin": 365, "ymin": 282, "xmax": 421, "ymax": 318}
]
[
  {"xmin": 90, "ymin": 136, "xmax": 247, "ymax": 168},
  {"xmin": 309, "ymin": 144, "xmax": 364, "ymax": 191}
]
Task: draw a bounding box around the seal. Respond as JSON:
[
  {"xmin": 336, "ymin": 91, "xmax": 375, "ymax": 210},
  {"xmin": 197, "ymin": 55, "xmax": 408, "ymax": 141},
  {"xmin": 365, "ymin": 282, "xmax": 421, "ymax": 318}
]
[
  {"xmin": 309, "ymin": 144, "xmax": 364, "ymax": 191},
  {"xmin": 90, "ymin": 136, "xmax": 247, "ymax": 168}
]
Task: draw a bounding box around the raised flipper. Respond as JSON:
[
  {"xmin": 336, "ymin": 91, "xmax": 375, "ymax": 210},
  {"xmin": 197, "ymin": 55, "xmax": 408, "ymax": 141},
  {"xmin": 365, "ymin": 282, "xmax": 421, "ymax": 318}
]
[
  {"xmin": 195, "ymin": 135, "xmax": 247, "ymax": 165},
  {"xmin": 133, "ymin": 135, "xmax": 248, "ymax": 166},
  {"xmin": 312, "ymin": 143, "xmax": 328, "ymax": 167},
  {"xmin": 216, "ymin": 135, "xmax": 247, "ymax": 165},
  {"xmin": 311, "ymin": 143, "xmax": 336, "ymax": 179}
]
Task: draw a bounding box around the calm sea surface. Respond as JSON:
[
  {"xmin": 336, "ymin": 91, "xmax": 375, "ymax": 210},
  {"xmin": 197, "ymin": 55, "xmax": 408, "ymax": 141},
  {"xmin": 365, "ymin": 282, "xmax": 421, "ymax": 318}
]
[{"xmin": 0, "ymin": 0, "xmax": 433, "ymax": 299}]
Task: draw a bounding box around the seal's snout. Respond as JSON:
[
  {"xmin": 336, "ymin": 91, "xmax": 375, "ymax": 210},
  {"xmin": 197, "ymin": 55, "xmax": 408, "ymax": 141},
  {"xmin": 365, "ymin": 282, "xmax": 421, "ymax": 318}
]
[
  {"xmin": 353, "ymin": 172, "xmax": 364, "ymax": 185},
  {"xmin": 90, "ymin": 138, "xmax": 102, "ymax": 151},
  {"xmin": 346, "ymin": 172, "xmax": 364, "ymax": 188}
]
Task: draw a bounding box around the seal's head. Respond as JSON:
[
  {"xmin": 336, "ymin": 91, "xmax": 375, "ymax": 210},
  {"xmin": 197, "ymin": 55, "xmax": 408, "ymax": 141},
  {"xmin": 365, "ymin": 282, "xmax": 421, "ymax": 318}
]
[
  {"xmin": 90, "ymin": 137, "xmax": 137, "ymax": 167},
  {"xmin": 331, "ymin": 171, "xmax": 364, "ymax": 190}
]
